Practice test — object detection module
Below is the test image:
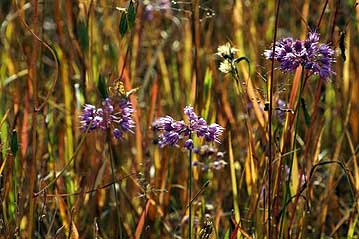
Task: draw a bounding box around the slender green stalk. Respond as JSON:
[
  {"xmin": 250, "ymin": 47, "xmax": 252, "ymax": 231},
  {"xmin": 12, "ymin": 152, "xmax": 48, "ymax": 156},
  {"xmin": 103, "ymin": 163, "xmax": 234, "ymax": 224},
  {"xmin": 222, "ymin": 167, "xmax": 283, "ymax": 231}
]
[
  {"xmin": 188, "ymin": 134, "xmax": 193, "ymax": 239},
  {"xmin": 268, "ymin": 1, "xmax": 281, "ymax": 237},
  {"xmin": 279, "ymin": 67, "xmax": 305, "ymax": 238},
  {"xmin": 109, "ymin": 138, "xmax": 123, "ymax": 239},
  {"xmin": 228, "ymin": 133, "xmax": 241, "ymax": 233}
]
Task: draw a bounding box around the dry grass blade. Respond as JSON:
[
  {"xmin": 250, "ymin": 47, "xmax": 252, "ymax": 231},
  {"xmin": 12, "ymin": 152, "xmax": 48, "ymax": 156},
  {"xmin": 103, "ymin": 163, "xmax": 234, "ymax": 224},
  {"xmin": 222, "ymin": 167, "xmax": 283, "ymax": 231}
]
[
  {"xmin": 134, "ymin": 199, "xmax": 151, "ymax": 239},
  {"xmin": 0, "ymin": 1, "xmax": 356, "ymax": 238}
]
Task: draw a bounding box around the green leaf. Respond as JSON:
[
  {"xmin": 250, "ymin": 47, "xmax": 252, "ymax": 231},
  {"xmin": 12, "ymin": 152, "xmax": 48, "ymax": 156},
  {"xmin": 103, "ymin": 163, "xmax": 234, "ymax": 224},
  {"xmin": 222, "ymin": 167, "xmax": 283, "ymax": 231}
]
[
  {"xmin": 10, "ymin": 130, "xmax": 18, "ymax": 156},
  {"xmin": 127, "ymin": 0, "xmax": 136, "ymax": 28},
  {"xmin": 202, "ymin": 68, "xmax": 213, "ymax": 120},
  {"xmin": 301, "ymin": 98, "xmax": 311, "ymax": 126},
  {"xmin": 203, "ymin": 68, "xmax": 213, "ymax": 97},
  {"xmin": 224, "ymin": 229, "xmax": 230, "ymax": 239},
  {"xmin": 97, "ymin": 74, "xmax": 108, "ymax": 99},
  {"xmin": 107, "ymin": 42, "xmax": 118, "ymax": 61},
  {"xmin": 348, "ymin": 213, "xmax": 359, "ymax": 238},
  {"xmin": 77, "ymin": 21, "xmax": 88, "ymax": 50},
  {"xmin": 119, "ymin": 12, "xmax": 128, "ymax": 37}
]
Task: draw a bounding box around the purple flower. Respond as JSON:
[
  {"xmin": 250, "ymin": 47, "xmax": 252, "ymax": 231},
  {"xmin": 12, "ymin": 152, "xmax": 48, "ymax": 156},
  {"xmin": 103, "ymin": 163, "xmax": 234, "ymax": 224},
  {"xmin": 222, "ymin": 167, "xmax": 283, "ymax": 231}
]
[
  {"xmin": 80, "ymin": 104, "xmax": 99, "ymax": 131},
  {"xmin": 117, "ymin": 99, "xmax": 135, "ymax": 133},
  {"xmin": 184, "ymin": 106, "xmax": 224, "ymax": 140},
  {"xmin": 184, "ymin": 105, "xmax": 198, "ymax": 121},
  {"xmin": 184, "ymin": 139, "xmax": 194, "ymax": 150},
  {"xmin": 144, "ymin": 0, "xmax": 172, "ymax": 20},
  {"xmin": 172, "ymin": 121, "xmax": 188, "ymax": 134},
  {"xmin": 158, "ymin": 131, "xmax": 180, "ymax": 148},
  {"xmin": 192, "ymin": 158, "xmax": 228, "ymax": 171},
  {"xmin": 152, "ymin": 116, "xmax": 175, "ymax": 131},
  {"xmin": 144, "ymin": 4, "xmax": 155, "ymax": 20},
  {"xmin": 152, "ymin": 106, "xmax": 224, "ymax": 148},
  {"xmin": 159, "ymin": 0, "xmax": 171, "ymax": 9},
  {"xmin": 79, "ymin": 98, "xmax": 135, "ymax": 140},
  {"xmin": 264, "ymin": 31, "xmax": 335, "ymax": 79},
  {"xmin": 193, "ymin": 145, "xmax": 216, "ymax": 156},
  {"xmin": 205, "ymin": 124, "xmax": 224, "ymax": 143},
  {"xmin": 192, "ymin": 160, "xmax": 200, "ymax": 167},
  {"xmin": 97, "ymin": 98, "xmax": 115, "ymax": 130},
  {"xmin": 113, "ymin": 128, "xmax": 123, "ymax": 139},
  {"xmin": 192, "ymin": 145, "xmax": 227, "ymax": 171},
  {"xmin": 184, "ymin": 106, "xmax": 206, "ymax": 136}
]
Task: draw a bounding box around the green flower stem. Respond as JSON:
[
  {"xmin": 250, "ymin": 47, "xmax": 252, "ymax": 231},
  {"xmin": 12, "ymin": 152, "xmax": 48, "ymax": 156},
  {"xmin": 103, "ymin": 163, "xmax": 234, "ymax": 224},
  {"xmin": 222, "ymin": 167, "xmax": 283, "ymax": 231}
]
[
  {"xmin": 109, "ymin": 137, "xmax": 123, "ymax": 239},
  {"xmin": 188, "ymin": 134, "xmax": 193, "ymax": 239}
]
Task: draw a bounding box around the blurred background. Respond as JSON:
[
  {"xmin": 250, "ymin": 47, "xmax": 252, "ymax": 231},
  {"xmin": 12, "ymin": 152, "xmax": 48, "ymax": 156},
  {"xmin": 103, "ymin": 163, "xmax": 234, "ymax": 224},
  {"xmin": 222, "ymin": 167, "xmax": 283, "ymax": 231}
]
[{"xmin": 0, "ymin": 0, "xmax": 358, "ymax": 238}]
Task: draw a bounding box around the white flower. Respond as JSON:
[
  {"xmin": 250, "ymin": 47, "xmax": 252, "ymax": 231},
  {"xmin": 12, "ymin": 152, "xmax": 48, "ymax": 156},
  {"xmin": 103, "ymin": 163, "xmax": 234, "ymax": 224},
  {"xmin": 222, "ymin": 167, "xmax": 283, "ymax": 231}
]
[
  {"xmin": 216, "ymin": 42, "xmax": 238, "ymax": 58},
  {"xmin": 218, "ymin": 60, "xmax": 232, "ymax": 73}
]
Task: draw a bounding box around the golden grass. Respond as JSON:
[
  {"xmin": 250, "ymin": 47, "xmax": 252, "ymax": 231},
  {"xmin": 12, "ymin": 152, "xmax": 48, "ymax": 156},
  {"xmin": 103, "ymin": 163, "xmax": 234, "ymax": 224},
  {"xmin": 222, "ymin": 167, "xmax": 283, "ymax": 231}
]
[{"xmin": 0, "ymin": 0, "xmax": 358, "ymax": 238}]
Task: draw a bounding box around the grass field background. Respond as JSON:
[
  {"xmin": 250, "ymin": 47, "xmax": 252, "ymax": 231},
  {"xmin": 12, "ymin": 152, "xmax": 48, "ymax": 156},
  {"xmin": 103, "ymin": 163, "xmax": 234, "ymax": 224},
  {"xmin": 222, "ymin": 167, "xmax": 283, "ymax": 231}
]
[{"xmin": 0, "ymin": 0, "xmax": 359, "ymax": 238}]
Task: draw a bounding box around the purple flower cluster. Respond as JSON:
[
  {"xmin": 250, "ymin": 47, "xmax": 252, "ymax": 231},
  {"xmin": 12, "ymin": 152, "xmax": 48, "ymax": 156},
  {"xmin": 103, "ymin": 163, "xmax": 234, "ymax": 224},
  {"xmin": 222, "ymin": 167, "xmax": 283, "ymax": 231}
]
[
  {"xmin": 192, "ymin": 145, "xmax": 227, "ymax": 171},
  {"xmin": 264, "ymin": 31, "xmax": 335, "ymax": 79},
  {"xmin": 79, "ymin": 98, "xmax": 135, "ymax": 139},
  {"xmin": 152, "ymin": 106, "xmax": 224, "ymax": 148},
  {"xmin": 144, "ymin": 0, "xmax": 172, "ymax": 20}
]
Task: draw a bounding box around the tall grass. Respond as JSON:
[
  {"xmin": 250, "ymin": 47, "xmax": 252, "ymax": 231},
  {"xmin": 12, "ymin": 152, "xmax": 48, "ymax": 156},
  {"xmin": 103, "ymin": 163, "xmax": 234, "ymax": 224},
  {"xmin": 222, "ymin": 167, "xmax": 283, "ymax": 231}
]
[{"xmin": 0, "ymin": 0, "xmax": 358, "ymax": 238}]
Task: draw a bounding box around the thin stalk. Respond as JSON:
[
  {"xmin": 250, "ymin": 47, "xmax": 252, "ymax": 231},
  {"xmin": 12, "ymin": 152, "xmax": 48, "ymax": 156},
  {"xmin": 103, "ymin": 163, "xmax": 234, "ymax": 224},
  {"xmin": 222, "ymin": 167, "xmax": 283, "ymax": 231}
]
[
  {"xmin": 279, "ymin": 67, "xmax": 305, "ymax": 238},
  {"xmin": 231, "ymin": 48, "xmax": 254, "ymax": 239},
  {"xmin": 228, "ymin": 133, "xmax": 241, "ymax": 237},
  {"xmin": 28, "ymin": 0, "xmax": 40, "ymax": 236},
  {"xmin": 192, "ymin": 0, "xmax": 201, "ymax": 105},
  {"xmin": 316, "ymin": 0, "xmax": 329, "ymax": 29},
  {"xmin": 268, "ymin": 1, "xmax": 281, "ymax": 238},
  {"xmin": 109, "ymin": 137, "xmax": 123, "ymax": 239},
  {"xmin": 188, "ymin": 134, "xmax": 193, "ymax": 239},
  {"xmin": 231, "ymin": 61, "xmax": 251, "ymax": 239}
]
